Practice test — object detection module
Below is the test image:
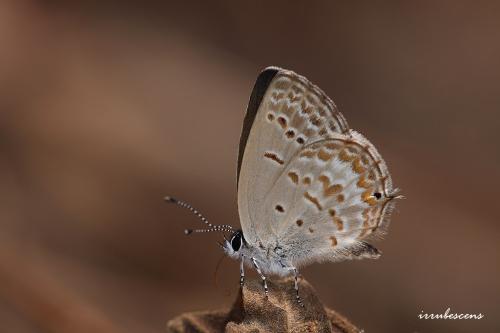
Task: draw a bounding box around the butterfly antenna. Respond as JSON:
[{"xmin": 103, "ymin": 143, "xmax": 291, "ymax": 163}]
[
  {"xmin": 165, "ymin": 196, "xmax": 233, "ymax": 235},
  {"xmin": 184, "ymin": 227, "xmax": 233, "ymax": 235}
]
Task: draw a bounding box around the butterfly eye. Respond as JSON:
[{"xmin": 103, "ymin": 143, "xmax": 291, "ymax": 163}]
[
  {"xmin": 231, "ymin": 233, "xmax": 242, "ymax": 252},
  {"xmin": 374, "ymin": 192, "xmax": 382, "ymax": 199}
]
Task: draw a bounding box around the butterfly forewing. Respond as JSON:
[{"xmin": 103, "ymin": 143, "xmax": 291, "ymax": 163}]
[{"xmin": 238, "ymin": 68, "xmax": 351, "ymax": 245}]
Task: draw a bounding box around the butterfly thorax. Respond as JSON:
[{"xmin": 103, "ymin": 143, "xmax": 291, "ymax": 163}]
[{"xmin": 223, "ymin": 231, "xmax": 293, "ymax": 276}]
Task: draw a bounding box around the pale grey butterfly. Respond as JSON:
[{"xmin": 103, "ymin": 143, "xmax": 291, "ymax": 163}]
[{"xmin": 166, "ymin": 67, "xmax": 401, "ymax": 306}]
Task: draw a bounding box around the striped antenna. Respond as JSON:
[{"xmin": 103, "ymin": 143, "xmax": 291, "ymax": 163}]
[
  {"xmin": 184, "ymin": 227, "xmax": 233, "ymax": 235},
  {"xmin": 165, "ymin": 196, "xmax": 233, "ymax": 235}
]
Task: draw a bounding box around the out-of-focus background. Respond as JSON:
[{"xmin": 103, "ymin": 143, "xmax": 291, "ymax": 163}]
[{"xmin": 1, "ymin": 1, "xmax": 499, "ymax": 332}]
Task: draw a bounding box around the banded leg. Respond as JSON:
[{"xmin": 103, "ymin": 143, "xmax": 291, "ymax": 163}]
[
  {"xmin": 251, "ymin": 257, "xmax": 268, "ymax": 297},
  {"xmin": 293, "ymin": 268, "xmax": 304, "ymax": 307},
  {"xmin": 279, "ymin": 260, "xmax": 304, "ymax": 307},
  {"xmin": 239, "ymin": 257, "xmax": 245, "ymax": 286}
]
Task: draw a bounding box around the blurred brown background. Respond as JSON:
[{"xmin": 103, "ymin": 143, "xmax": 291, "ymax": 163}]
[{"xmin": 1, "ymin": 1, "xmax": 499, "ymax": 332}]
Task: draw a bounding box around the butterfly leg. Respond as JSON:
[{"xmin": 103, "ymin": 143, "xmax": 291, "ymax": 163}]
[
  {"xmin": 251, "ymin": 257, "xmax": 268, "ymax": 297},
  {"xmin": 279, "ymin": 261, "xmax": 304, "ymax": 307},
  {"xmin": 239, "ymin": 257, "xmax": 245, "ymax": 287},
  {"xmin": 292, "ymin": 267, "xmax": 304, "ymax": 307}
]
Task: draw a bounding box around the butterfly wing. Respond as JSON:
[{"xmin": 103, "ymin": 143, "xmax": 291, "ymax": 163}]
[
  {"xmin": 265, "ymin": 133, "xmax": 398, "ymax": 267},
  {"xmin": 237, "ymin": 67, "xmax": 350, "ymax": 245}
]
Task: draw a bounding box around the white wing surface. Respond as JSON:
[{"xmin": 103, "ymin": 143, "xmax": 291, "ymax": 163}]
[{"xmin": 238, "ymin": 67, "xmax": 350, "ymax": 245}]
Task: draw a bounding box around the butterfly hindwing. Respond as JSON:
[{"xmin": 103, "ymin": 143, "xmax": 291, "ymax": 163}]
[{"xmin": 265, "ymin": 135, "xmax": 396, "ymax": 266}]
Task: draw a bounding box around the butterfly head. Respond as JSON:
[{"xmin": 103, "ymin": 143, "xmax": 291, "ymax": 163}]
[{"xmin": 222, "ymin": 230, "xmax": 245, "ymax": 259}]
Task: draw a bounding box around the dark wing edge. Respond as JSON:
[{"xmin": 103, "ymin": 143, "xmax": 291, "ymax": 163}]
[{"xmin": 237, "ymin": 67, "xmax": 280, "ymax": 187}]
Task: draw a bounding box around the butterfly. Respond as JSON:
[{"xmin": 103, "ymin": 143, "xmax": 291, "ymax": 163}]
[{"xmin": 166, "ymin": 67, "xmax": 401, "ymax": 306}]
